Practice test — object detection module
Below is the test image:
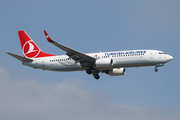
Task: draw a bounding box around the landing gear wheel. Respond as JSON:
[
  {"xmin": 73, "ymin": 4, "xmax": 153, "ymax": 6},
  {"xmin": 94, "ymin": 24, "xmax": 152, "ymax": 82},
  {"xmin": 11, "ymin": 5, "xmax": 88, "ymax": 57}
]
[
  {"xmin": 154, "ymin": 68, "xmax": 158, "ymax": 72},
  {"xmin": 86, "ymin": 69, "xmax": 92, "ymax": 75},
  {"xmin": 94, "ymin": 74, "xmax": 100, "ymax": 80}
]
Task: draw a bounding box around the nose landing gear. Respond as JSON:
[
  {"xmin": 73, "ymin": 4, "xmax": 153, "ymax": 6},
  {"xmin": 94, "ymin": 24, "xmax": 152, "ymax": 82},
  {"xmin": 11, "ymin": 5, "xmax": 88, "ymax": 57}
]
[
  {"xmin": 154, "ymin": 67, "xmax": 158, "ymax": 72},
  {"xmin": 154, "ymin": 64, "xmax": 164, "ymax": 72}
]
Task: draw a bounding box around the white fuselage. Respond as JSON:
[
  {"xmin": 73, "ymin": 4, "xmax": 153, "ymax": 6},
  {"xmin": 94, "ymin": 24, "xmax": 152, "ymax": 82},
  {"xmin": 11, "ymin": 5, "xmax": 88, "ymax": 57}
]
[{"xmin": 23, "ymin": 50, "xmax": 173, "ymax": 72}]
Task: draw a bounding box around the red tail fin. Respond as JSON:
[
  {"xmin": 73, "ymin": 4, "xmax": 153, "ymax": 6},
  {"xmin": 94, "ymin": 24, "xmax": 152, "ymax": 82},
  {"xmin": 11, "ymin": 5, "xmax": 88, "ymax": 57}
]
[{"xmin": 18, "ymin": 31, "xmax": 55, "ymax": 58}]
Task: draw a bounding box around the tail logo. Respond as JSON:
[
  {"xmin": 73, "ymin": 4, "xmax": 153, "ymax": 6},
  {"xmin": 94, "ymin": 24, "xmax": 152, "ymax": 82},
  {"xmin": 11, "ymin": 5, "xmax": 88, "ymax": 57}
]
[
  {"xmin": 23, "ymin": 40, "xmax": 40, "ymax": 58},
  {"xmin": 46, "ymin": 34, "xmax": 50, "ymax": 39}
]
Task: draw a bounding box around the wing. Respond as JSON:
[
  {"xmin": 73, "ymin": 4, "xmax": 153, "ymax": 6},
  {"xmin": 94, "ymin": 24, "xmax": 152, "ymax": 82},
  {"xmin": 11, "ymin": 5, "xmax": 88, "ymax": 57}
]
[
  {"xmin": 44, "ymin": 30, "xmax": 96, "ymax": 68},
  {"xmin": 7, "ymin": 52, "xmax": 33, "ymax": 62}
]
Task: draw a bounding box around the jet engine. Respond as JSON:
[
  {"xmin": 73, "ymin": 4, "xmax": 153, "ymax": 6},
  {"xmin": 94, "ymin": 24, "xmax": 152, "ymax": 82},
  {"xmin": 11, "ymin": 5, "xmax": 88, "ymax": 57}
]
[
  {"xmin": 108, "ymin": 68, "xmax": 126, "ymax": 76},
  {"xmin": 95, "ymin": 58, "xmax": 113, "ymax": 68}
]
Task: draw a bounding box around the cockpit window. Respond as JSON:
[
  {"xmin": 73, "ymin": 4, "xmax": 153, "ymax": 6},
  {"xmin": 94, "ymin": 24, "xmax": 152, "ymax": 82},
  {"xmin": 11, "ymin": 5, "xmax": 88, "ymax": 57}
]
[{"xmin": 159, "ymin": 52, "xmax": 166, "ymax": 54}]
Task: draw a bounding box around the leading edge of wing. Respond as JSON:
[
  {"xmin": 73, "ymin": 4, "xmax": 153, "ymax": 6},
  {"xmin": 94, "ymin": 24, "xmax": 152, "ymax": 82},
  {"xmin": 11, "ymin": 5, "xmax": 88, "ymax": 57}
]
[{"xmin": 44, "ymin": 30, "xmax": 96, "ymax": 61}]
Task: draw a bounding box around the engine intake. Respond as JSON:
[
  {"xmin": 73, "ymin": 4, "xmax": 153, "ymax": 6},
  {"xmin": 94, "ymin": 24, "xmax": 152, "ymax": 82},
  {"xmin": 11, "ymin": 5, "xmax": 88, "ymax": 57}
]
[{"xmin": 108, "ymin": 68, "xmax": 126, "ymax": 76}]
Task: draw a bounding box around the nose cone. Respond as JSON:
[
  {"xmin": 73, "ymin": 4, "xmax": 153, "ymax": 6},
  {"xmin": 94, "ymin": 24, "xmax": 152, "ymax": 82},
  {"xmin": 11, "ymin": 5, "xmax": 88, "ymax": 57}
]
[{"xmin": 167, "ymin": 55, "xmax": 173, "ymax": 62}]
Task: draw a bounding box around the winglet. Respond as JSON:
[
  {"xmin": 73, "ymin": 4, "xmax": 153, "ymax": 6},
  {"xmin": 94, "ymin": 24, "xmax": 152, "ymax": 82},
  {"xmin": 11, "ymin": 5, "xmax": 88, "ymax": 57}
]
[{"xmin": 44, "ymin": 30, "xmax": 54, "ymax": 42}]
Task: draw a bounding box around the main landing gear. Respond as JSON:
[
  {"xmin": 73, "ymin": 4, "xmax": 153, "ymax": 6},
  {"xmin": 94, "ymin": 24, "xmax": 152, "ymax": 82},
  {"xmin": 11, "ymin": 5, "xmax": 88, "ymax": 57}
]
[
  {"xmin": 86, "ymin": 69, "xmax": 100, "ymax": 80},
  {"xmin": 86, "ymin": 69, "xmax": 92, "ymax": 74},
  {"xmin": 94, "ymin": 74, "xmax": 100, "ymax": 80}
]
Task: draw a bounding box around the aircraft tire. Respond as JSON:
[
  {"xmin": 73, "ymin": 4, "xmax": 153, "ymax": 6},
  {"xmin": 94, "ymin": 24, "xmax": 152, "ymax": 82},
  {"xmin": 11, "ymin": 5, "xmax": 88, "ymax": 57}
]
[
  {"xmin": 154, "ymin": 68, "xmax": 158, "ymax": 72},
  {"xmin": 94, "ymin": 74, "xmax": 100, "ymax": 80},
  {"xmin": 86, "ymin": 69, "xmax": 92, "ymax": 74}
]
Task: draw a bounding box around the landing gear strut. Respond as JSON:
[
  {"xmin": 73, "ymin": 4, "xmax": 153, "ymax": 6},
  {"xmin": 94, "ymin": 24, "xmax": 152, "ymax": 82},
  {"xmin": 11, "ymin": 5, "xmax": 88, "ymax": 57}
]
[{"xmin": 154, "ymin": 64, "xmax": 164, "ymax": 72}]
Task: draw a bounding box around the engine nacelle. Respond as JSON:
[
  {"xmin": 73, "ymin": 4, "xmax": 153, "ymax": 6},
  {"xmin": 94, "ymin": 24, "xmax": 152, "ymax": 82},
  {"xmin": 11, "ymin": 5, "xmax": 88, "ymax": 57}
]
[
  {"xmin": 108, "ymin": 68, "xmax": 126, "ymax": 76},
  {"xmin": 95, "ymin": 58, "xmax": 113, "ymax": 68}
]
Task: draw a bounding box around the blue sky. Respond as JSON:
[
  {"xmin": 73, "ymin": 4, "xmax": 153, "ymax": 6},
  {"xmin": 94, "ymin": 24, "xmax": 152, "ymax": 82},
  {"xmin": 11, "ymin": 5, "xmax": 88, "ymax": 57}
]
[{"xmin": 0, "ymin": 0, "xmax": 180, "ymax": 120}]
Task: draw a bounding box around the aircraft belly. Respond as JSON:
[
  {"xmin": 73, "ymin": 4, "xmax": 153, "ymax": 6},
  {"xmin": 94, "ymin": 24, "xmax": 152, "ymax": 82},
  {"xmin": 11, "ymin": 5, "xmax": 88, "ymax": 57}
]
[
  {"xmin": 45, "ymin": 62, "xmax": 82, "ymax": 72},
  {"xmin": 113, "ymin": 57, "xmax": 148, "ymax": 67}
]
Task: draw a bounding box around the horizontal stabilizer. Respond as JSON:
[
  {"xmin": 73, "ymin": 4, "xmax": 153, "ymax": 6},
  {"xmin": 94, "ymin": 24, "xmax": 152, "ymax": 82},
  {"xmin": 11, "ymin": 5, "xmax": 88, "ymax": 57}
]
[{"xmin": 6, "ymin": 52, "xmax": 33, "ymax": 62}]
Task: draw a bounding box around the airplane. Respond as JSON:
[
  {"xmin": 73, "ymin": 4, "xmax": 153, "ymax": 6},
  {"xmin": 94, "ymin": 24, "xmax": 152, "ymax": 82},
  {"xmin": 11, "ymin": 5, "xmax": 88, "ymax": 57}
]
[{"xmin": 7, "ymin": 31, "xmax": 173, "ymax": 80}]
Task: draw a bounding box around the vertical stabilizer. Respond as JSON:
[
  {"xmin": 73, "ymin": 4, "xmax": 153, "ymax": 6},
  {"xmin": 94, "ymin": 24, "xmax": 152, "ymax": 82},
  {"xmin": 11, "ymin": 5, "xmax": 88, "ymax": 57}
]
[{"xmin": 18, "ymin": 31, "xmax": 55, "ymax": 58}]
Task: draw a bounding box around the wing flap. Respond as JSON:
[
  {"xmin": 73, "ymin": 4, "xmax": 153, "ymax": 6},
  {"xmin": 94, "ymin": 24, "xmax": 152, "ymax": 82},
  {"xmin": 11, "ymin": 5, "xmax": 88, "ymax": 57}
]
[{"xmin": 7, "ymin": 52, "xmax": 33, "ymax": 62}]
